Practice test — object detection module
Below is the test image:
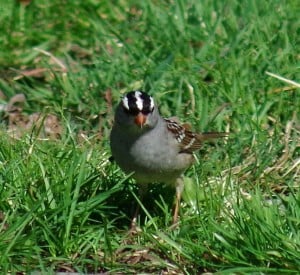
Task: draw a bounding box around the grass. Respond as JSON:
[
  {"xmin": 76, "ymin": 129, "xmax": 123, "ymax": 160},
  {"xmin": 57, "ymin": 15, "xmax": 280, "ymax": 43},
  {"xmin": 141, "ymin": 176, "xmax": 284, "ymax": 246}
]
[{"xmin": 0, "ymin": 0, "xmax": 299, "ymax": 273}]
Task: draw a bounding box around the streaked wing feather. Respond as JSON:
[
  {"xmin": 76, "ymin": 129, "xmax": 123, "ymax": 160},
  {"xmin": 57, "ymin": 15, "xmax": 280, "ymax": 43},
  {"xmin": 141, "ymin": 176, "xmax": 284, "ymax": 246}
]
[{"xmin": 165, "ymin": 118, "xmax": 228, "ymax": 153}]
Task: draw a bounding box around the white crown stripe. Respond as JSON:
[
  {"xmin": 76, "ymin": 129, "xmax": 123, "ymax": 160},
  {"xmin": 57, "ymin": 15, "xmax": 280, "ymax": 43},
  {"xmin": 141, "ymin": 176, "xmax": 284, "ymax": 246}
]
[
  {"xmin": 122, "ymin": 96, "xmax": 129, "ymax": 110},
  {"xmin": 150, "ymin": 97, "xmax": 154, "ymax": 110},
  {"xmin": 135, "ymin": 91, "xmax": 144, "ymax": 111}
]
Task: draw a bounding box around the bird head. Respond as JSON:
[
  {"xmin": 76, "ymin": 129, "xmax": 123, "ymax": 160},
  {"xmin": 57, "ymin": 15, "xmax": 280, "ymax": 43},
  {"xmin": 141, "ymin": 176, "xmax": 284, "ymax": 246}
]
[{"xmin": 115, "ymin": 91, "xmax": 159, "ymax": 132}]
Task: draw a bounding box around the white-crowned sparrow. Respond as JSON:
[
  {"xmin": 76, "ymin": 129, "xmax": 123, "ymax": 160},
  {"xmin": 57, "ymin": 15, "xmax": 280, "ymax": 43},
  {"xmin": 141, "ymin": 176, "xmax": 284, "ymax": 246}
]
[{"xmin": 110, "ymin": 90, "xmax": 227, "ymax": 226}]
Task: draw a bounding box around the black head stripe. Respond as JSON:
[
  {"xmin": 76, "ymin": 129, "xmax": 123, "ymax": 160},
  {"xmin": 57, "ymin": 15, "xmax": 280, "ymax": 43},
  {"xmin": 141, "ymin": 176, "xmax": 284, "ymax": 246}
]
[
  {"xmin": 139, "ymin": 92, "xmax": 154, "ymax": 114},
  {"xmin": 122, "ymin": 91, "xmax": 140, "ymax": 115},
  {"xmin": 122, "ymin": 91, "xmax": 154, "ymax": 116}
]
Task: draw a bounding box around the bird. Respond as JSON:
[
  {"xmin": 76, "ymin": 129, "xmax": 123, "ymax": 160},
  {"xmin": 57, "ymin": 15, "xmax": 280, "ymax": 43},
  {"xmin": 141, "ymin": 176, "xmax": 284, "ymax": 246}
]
[{"xmin": 110, "ymin": 90, "xmax": 227, "ymax": 228}]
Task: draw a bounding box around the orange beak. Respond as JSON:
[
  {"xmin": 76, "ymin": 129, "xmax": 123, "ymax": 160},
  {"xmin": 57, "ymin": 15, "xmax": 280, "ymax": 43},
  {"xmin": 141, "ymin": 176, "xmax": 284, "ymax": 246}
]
[{"xmin": 134, "ymin": 113, "xmax": 147, "ymax": 128}]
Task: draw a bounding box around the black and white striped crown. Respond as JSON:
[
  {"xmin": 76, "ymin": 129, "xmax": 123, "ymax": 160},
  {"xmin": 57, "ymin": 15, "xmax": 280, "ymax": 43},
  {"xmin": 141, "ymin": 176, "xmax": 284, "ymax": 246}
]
[{"xmin": 122, "ymin": 91, "xmax": 155, "ymax": 115}]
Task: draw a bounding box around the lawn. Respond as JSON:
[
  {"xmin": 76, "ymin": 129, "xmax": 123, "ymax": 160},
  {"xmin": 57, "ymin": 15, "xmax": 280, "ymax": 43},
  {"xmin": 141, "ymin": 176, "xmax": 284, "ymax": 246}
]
[{"xmin": 0, "ymin": 0, "xmax": 299, "ymax": 273}]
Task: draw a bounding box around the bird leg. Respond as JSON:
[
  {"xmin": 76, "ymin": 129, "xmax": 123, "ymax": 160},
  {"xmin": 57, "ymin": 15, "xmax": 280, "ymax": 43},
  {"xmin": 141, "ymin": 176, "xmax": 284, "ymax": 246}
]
[
  {"xmin": 172, "ymin": 177, "xmax": 184, "ymax": 225},
  {"xmin": 130, "ymin": 183, "xmax": 148, "ymax": 231}
]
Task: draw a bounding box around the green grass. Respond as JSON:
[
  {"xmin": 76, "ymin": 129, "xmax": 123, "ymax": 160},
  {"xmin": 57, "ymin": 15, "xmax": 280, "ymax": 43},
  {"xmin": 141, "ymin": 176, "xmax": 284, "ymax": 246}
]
[{"xmin": 0, "ymin": 0, "xmax": 299, "ymax": 273}]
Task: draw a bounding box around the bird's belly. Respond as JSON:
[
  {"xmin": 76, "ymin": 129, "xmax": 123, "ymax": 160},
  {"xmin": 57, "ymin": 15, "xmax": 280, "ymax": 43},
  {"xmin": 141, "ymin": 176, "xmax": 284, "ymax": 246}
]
[
  {"xmin": 115, "ymin": 139, "xmax": 193, "ymax": 184},
  {"xmin": 110, "ymin": 124, "xmax": 194, "ymax": 184}
]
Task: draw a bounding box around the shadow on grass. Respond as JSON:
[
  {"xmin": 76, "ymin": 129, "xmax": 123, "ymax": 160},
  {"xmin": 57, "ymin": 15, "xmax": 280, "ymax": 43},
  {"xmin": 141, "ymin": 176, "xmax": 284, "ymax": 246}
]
[{"xmin": 90, "ymin": 179, "xmax": 176, "ymax": 230}]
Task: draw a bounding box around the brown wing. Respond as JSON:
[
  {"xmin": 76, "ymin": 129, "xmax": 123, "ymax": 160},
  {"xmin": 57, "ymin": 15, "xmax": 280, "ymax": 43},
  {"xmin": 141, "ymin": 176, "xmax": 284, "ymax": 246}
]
[{"xmin": 165, "ymin": 118, "xmax": 228, "ymax": 153}]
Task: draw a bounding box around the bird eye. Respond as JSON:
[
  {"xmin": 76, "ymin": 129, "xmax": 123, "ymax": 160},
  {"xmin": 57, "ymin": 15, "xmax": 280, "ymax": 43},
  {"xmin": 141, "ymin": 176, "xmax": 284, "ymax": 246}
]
[
  {"xmin": 141, "ymin": 106, "xmax": 154, "ymax": 115},
  {"xmin": 123, "ymin": 105, "xmax": 140, "ymax": 116}
]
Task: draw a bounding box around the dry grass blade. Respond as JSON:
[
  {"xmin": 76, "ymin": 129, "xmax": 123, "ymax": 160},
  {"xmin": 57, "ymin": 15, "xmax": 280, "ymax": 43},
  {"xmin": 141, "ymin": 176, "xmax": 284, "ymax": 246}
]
[
  {"xmin": 13, "ymin": 68, "xmax": 49, "ymax": 81},
  {"xmin": 34, "ymin": 48, "xmax": 68, "ymax": 72},
  {"xmin": 266, "ymin": 71, "xmax": 300, "ymax": 89},
  {"xmin": 268, "ymin": 85, "xmax": 298, "ymax": 94}
]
